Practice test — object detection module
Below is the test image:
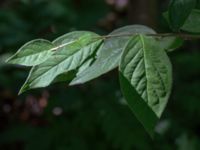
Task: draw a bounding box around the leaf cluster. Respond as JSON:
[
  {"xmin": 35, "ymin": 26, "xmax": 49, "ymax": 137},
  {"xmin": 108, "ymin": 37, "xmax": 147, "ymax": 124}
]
[{"xmin": 6, "ymin": 0, "xmax": 200, "ymax": 137}]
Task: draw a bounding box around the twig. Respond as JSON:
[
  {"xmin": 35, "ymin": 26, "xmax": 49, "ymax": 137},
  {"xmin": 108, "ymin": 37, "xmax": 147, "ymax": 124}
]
[{"xmin": 97, "ymin": 33, "xmax": 200, "ymax": 40}]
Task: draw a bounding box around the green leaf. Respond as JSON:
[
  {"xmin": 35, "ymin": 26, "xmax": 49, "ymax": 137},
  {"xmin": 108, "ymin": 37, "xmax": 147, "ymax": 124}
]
[
  {"xmin": 169, "ymin": 0, "xmax": 196, "ymax": 30},
  {"xmin": 164, "ymin": 9, "xmax": 200, "ymax": 33},
  {"xmin": 6, "ymin": 39, "xmax": 54, "ymax": 66},
  {"xmin": 70, "ymin": 25, "xmax": 156, "ymax": 85},
  {"xmin": 157, "ymin": 36, "xmax": 184, "ymax": 52},
  {"xmin": 181, "ymin": 9, "xmax": 200, "ymax": 33},
  {"xmin": 119, "ymin": 72, "xmax": 158, "ymax": 138},
  {"xmin": 19, "ymin": 31, "xmax": 102, "ymax": 94},
  {"xmin": 119, "ymin": 35, "xmax": 172, "ymax": 135}
]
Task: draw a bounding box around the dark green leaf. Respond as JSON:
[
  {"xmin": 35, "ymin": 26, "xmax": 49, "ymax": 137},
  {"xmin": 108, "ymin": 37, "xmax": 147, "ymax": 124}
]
[
  {"xmin": 181, "ymin": 9, "xmax": 200, "ymax": 33},
  {"xmin": 164, "ymin": 9, "xmax": 200, "ymax": 33},
  {"xmin": 119, "ymin": 72, "xmax": 158, "ymax": 138},
  {"xmin": 169, "ymin": 0, "xmax": 196, "ymax": 30}
]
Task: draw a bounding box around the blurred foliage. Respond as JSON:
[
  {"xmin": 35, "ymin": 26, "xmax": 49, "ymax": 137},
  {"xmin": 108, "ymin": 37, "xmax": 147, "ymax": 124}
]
[{"xmin": 0, "ymin": 0, "xmax": 200, "ymax": 150}]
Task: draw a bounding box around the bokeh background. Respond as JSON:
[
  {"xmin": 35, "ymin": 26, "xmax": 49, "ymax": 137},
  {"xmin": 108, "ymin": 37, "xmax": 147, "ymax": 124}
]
[{"xmin": 0, "ymin": 0, "xmax": 200, "ymax": 150}]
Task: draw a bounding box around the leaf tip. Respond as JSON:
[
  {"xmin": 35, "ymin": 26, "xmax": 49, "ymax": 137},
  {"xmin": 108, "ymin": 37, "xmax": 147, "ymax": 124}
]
[
  {"xmin": 5, "ymin": 56, "xmax": 13, "ymax": 63},
  {"xmin": 18, "ymin": 88, "xmax": 25, "ymax": 95},
  {"xmin": 18, "ymin": 84, "xmax": 29, "ymax": 95}
]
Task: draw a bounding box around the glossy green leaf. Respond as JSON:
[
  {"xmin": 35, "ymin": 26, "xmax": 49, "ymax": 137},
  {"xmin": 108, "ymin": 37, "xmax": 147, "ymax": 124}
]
[
  {"xmin": 169, "ymin": 0, "xmax": 196, "ymax": 30},
  {"xmin": 70, "ymin": 25, "xmax": 156, "ymax": 85},
  {"xmin": 119, "ymin": 35, "xmax": 172, "ymax": 135},
  {"xmin": 6, "ymin": 39, "xmax": 54, "ymax": 66},
  {"xmin": 19, "ymin": 31, "xmax": 102, "ymax": 94}
]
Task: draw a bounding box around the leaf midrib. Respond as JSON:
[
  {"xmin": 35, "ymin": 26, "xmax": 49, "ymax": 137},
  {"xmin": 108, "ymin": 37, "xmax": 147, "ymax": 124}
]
[
  {"xmin": 14, "ymin": 40, "xmax": 77, "ymax": 60},
  {"xmin": 139, "ymin": 34, "xmax": 149, "ymax": 103},
  {"xmin": 139, "ymin": 35, "xmax": 167, "ymax": 109}
]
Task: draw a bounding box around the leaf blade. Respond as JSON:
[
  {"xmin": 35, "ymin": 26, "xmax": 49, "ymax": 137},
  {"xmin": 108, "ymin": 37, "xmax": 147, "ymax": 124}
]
[
  {"xmin": 181, "ymin": 9, "xmax": 200, "ymax": 33},
  {"xmin": 120, "ymin": 35, "xmax": 172, "ymax": 117},
  {"xmin": 169, "ymin": 0, "xmax": 196, "ymax": 30},
  {"xmin": 164, "ymin": 9, "xmax": 200, "ymax": 33},
  {"xmin": 119, "ymin": 72, "xmax": 158, "ymax": 138}
]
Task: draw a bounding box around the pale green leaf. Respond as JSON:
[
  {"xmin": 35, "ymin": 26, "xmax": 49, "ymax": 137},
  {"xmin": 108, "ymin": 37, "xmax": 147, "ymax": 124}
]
[
  {"xmin": 119, "ymin": 35, "xmax": 172, "ymax": 135},
  {"xmin": 6, "ymin": 39, "xmax": 54, "ymax": 66},
  {"xmin": 156, "ymin": 36, "xmax": 184, "ymax": 52},
  {"xmin": 70, "ymin": 25, "xmax": 156, "ymax": 85},
  {"xmin": 19, "ymin": 31, "xmax": 102, "ymax": 94}
]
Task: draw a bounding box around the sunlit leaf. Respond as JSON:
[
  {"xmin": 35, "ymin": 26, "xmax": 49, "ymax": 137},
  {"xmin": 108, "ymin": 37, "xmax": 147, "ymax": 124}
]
[{"xmin": 119, "ymin": 35, "xmax": 172, "ymax": 136}]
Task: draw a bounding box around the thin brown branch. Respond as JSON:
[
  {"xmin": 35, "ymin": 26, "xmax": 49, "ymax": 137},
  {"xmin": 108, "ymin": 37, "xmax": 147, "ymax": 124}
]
[{"xmin": 96, "ymin": 33, "xmax": 200, "ymax": 40}]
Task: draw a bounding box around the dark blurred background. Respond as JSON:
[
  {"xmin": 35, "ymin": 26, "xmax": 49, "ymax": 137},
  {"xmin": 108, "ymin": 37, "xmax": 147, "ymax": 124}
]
[{"xmin": 0, "ymin": 0, "xmax": 200, "ymax": 150}]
